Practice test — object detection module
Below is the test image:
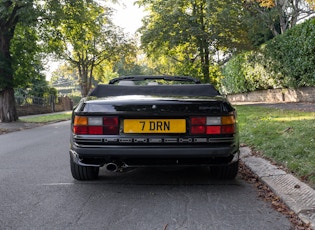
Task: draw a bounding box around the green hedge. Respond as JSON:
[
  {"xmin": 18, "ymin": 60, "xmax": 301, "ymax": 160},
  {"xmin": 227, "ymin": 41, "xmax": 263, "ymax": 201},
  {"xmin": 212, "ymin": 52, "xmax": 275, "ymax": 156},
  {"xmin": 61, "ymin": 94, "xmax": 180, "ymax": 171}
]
[
  {"xmin": 220, "ymin": 18, "xmax": 315, "ymax": 94},
  {"xmin": 220, "ymin": 52, "xmax": 276, "ymax": 94}
]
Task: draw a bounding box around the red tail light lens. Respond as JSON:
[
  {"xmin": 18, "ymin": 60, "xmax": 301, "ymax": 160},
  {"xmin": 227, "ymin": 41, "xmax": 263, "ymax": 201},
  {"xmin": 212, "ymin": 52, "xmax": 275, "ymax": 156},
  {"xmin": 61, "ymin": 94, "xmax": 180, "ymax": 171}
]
[
  {"xmin": 73, "ymin": 125, "xmax": 88, "ymax": 135},
  {"xmin": 190, "ymin": 116, "xmax": 235, "ymax": 135},
  {"xmin": 191, "ymin": 125, "xmax": 206, "ymax": 134},
  {"xmin": 221, "ymin": 125, "xmax": 235, "ymax": 134},
  {"xmin": 191, "ymin": 117, "xmax": 206, "ymax": 125},
  {"xmin": 103, "ymin": 117, "xmax": 118, "ymax": 126},
  {"xmin": 73, "ymin": 116, "xmax": 119, "ymax": 135},
  {"xmin": 104, "ymin": 126, "xmax": 119, "ymax": 135},
  {"xmin": 103, "ymin": 117, "xmax": 119, "ymax": 135},
  {"xmin": 88, "ymin": 126, "xmax": 103, "ymax": 135},
  {"xmin": 206, "ymin": 126, "xmax": 221, "ymax": 134}
]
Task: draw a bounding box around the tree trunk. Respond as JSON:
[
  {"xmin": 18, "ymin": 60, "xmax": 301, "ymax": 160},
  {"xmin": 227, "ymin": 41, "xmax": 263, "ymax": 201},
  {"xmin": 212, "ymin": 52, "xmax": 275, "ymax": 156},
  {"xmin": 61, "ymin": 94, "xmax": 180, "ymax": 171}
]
[
  {"xmin": 81, "ymin": 70, "xmax": 89, "ymax": 97},
  {"xmin": 203, "ymin": 47, "xmax": 210, "ymax": 83},
  {"xmin": 0, "ymin": 87, "xmax": 18, "ymax": 122},
  {"xmin": 0, "ymin": 24, "xmax": 18, "ymax": 122}
]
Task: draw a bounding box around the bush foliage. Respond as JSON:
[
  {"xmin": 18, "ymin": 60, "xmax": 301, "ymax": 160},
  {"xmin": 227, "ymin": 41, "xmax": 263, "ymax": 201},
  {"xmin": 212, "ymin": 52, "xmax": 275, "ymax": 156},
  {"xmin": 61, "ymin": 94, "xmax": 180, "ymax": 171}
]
[{"xmin": 220, "ymin": 18, "xmax": 315, "ymax": 94}]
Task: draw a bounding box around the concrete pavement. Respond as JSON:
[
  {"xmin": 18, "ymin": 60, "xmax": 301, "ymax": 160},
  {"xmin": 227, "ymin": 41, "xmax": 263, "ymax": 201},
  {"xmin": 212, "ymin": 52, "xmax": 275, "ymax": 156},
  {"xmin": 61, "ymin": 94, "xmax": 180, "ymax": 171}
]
[{"xmin": 240, "ymin": 147, "xmax": 315, "ymax": 229}]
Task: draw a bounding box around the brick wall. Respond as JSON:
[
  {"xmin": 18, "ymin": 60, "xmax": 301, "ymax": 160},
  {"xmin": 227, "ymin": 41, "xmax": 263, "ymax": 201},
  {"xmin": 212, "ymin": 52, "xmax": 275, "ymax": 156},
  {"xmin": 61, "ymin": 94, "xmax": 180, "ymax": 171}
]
[
  {"xmin": 227, "ymin": 87, "xmax": 315, "ymax": 103},
  {"xmin": 54, "ymin": 96, "xmax": 73, "ymax": 111},
  {"xmin": 17, "ymin": 96, "xmax": 73, "ymax": 116}
]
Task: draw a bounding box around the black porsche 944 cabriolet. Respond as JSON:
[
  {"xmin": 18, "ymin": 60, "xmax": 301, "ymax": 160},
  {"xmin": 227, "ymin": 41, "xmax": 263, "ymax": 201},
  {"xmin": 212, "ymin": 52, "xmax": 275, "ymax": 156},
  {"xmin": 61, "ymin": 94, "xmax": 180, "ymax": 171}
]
[{"xmin": 69, "ymin": 76, "xmax": 239, "ymax": 180}]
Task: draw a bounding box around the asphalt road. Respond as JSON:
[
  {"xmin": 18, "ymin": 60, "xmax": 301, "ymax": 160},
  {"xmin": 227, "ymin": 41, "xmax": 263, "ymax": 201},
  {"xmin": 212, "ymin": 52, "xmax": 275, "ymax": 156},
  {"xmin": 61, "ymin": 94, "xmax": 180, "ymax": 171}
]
[{"xmin": 0, "ymin": 121, "xmax": 292, "ymax": 230}]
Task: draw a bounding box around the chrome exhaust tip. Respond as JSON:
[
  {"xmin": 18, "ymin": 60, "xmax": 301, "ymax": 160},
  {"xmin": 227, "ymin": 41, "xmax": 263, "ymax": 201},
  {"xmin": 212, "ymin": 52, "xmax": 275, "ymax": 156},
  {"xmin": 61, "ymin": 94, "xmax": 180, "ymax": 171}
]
[{"xmin": 106, "ymin": 163, "xmax": 118, "ymax": 172}]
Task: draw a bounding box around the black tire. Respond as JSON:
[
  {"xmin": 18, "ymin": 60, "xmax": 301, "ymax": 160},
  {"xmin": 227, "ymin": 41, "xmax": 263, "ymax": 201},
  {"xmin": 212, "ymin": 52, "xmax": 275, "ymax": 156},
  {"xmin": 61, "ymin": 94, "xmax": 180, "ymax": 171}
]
[
  {"xmin": 70, "ymin": 157, "xmax": 99, "ymax": 180},
  {"xmin": 210, "ymin": 161, "xmax": 239, "ymax": 179}
]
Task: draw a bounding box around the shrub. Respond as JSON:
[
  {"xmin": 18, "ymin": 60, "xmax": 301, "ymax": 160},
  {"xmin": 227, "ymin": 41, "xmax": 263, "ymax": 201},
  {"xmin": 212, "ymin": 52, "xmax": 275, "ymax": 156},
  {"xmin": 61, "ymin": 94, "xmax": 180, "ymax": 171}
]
[
  {"xmin": 220, "ymin": 51, "xmax": 275, "ymax": 94},
  {"xmin": 220, "ymin": 18, "xmax": 315, "ymax": 94},
  {"xmin": 263, "ymin": 18, "xmax": 315, "ymax": 88}
]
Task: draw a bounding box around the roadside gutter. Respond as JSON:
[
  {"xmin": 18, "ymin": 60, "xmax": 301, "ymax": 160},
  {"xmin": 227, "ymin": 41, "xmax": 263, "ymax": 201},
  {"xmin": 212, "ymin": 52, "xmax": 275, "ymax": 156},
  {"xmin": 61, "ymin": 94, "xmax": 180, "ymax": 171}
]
[{"xmin": 240, "ymin": 147, "xmax": 315, "ymax": 229}]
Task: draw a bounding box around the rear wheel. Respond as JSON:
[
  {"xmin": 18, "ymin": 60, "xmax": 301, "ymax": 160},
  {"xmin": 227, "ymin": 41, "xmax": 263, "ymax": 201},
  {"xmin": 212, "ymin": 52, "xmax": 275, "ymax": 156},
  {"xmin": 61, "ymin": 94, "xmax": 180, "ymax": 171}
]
[
  {"xmin": 70, "ymin": 157, "xmax": 99, "ymax": 180},
  {"xmin": 210, "ymin": 161, "xmax": 239, "ymax": 179}
]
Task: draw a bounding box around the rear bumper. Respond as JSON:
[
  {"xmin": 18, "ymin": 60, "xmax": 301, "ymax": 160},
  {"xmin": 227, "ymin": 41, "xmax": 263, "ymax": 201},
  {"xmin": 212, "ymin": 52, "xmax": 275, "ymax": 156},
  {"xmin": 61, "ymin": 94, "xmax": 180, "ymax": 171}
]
[{"xmin": 70, "ymin": 144, "xmax": 240, "ymax": 167}]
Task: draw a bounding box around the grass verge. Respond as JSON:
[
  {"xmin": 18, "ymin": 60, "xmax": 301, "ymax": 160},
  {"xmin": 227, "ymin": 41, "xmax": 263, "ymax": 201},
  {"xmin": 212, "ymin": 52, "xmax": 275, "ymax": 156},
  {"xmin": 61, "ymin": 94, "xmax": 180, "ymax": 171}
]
[
  {"xmin": 236, "ymin": 105, "xmax": 315, "ymax": 186},
  {"xmin": 20, "ymin": 111, "xmax": 72, "ymax": 123}
]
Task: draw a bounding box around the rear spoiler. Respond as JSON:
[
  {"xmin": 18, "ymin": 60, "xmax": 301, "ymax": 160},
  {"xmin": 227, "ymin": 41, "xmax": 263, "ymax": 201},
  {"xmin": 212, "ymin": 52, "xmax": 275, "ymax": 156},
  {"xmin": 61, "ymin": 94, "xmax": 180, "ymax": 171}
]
[
  {"xmin": 109, "ymin": 75, "xmax": 201, "ymax": 84},
  {"xmin": 88, "ymin": 84, "xmax": 220, "ymax": 97}
]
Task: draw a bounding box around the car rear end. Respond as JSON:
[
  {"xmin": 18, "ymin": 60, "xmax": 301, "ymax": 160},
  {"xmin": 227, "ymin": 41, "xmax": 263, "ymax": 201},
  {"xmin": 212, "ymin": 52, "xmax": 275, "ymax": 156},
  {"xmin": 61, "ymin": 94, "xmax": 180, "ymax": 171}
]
[{"xmin": 70, "ymin": 95, "xmax": 239, "ymax": 180}]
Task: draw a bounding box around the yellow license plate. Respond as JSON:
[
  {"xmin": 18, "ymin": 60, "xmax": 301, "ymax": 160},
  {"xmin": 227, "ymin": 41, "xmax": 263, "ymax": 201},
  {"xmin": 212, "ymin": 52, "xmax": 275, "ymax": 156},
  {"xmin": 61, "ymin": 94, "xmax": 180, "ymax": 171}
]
[{"xmin": 124, "ymin": 119, "xmax": 186, "ymax": 133}]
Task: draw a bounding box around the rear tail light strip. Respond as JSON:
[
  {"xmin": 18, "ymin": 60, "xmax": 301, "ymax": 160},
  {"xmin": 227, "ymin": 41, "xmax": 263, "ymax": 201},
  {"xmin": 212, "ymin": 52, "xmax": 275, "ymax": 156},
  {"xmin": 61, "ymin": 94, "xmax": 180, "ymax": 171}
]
[
  {"xmin": 73, "ymin": 115, "xmax": 236, "ymax": 135},
  {"xmin": 73, "ymin": 116, "xmax": 119, "ymax": 135},
  {"xmin": 190, "ymin": 116, "xmax": 236, "ymax": 135}
]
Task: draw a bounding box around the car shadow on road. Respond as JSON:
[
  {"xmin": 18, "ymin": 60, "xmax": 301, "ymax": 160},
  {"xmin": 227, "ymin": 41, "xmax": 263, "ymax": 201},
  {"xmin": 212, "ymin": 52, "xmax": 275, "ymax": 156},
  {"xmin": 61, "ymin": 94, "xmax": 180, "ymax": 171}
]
[{"xmin": 85, "ymin": 166, "xmax": 243, "ymax": 187}]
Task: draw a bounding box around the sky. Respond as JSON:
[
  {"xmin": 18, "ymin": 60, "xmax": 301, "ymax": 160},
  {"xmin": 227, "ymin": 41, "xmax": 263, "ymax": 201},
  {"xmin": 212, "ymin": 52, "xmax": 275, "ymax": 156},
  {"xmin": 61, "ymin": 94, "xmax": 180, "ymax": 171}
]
[{"xmin": 110, "ymin": 0, "xmax": 146, "ymax": 34}]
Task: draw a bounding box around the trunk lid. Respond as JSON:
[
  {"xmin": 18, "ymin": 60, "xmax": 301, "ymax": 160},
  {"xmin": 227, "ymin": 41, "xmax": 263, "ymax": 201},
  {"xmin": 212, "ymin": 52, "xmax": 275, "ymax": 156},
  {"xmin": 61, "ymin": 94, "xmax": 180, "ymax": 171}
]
[{"xmin": 77, "ymin": 95, "xmax": 234, "ymax": 115}]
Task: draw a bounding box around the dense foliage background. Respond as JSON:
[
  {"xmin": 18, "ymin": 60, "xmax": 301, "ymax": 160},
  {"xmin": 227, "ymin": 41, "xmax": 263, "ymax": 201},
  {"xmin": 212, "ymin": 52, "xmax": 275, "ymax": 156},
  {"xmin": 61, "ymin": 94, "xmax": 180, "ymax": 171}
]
[{"xmin": 220, "ymin": 18, "xmax": 315, "ymax": 94}]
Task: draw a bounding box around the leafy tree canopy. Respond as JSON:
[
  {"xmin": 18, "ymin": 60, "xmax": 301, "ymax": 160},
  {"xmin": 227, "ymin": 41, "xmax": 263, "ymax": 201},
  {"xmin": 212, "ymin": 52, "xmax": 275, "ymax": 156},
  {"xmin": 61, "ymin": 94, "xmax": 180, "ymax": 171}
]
[
  {"xmin": 137, "ymin": 0, "xmax": 253, "ymax": 83},
  {"xmin": 41, "ymin": 0, "xmax": 137, "ymax": 96}
]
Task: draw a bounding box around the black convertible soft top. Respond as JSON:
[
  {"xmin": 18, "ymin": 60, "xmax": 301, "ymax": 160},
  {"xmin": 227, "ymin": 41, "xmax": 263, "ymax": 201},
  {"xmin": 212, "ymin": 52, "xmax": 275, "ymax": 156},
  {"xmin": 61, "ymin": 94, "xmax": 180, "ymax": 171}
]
[{"xmin": 88, "ymin": 84, "xmax": 220, "ymax": 97}]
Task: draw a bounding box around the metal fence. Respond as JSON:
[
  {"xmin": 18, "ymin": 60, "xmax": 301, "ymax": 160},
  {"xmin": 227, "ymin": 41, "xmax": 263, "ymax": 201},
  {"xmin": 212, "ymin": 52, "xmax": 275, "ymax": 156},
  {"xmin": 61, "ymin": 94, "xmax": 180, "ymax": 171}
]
[{"xmin": 15, "ymin": 95, "xmax": 56, "ymax": 106}]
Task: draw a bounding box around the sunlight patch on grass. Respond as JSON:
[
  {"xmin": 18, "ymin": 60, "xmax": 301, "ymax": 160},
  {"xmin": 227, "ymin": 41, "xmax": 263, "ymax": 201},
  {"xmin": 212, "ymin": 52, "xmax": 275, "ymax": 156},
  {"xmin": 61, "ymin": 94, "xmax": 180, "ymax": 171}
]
[
  {"xmin": 20, "ymin": 111, "xmax": 72, "ymax": 123},
  {"xmin": 236, "ymin": 105, "xmax": 315, "ymax": 186},
  {"xmin": 271, "ymin": 115, "xmax": 315, "ymax": 122}
]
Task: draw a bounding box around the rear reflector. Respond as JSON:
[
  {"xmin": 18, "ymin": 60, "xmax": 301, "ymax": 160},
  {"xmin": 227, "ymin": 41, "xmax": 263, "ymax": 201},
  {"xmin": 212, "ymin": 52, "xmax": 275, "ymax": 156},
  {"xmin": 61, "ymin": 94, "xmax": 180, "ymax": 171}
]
[
  {"xmin": 221, "ymin": 125, "xmax": 235, "ymax": 134},
  {"xmin": 191, "ymin": 125, "xmax": 206, "ymax": 134},
  {"xmin": 104, "ymin": 126, "xmax": 119, "ymax": 135},
  {"xmin": 103, "ymin": 117, "xmax": 119, "ymax": 135},
  {"xmin": 191, "ymin": 117, "xmax": 206, "ymax": 125},
  {"xmin": 103, "ymin": 117, "xmax": 119, "ymax": 126}
]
